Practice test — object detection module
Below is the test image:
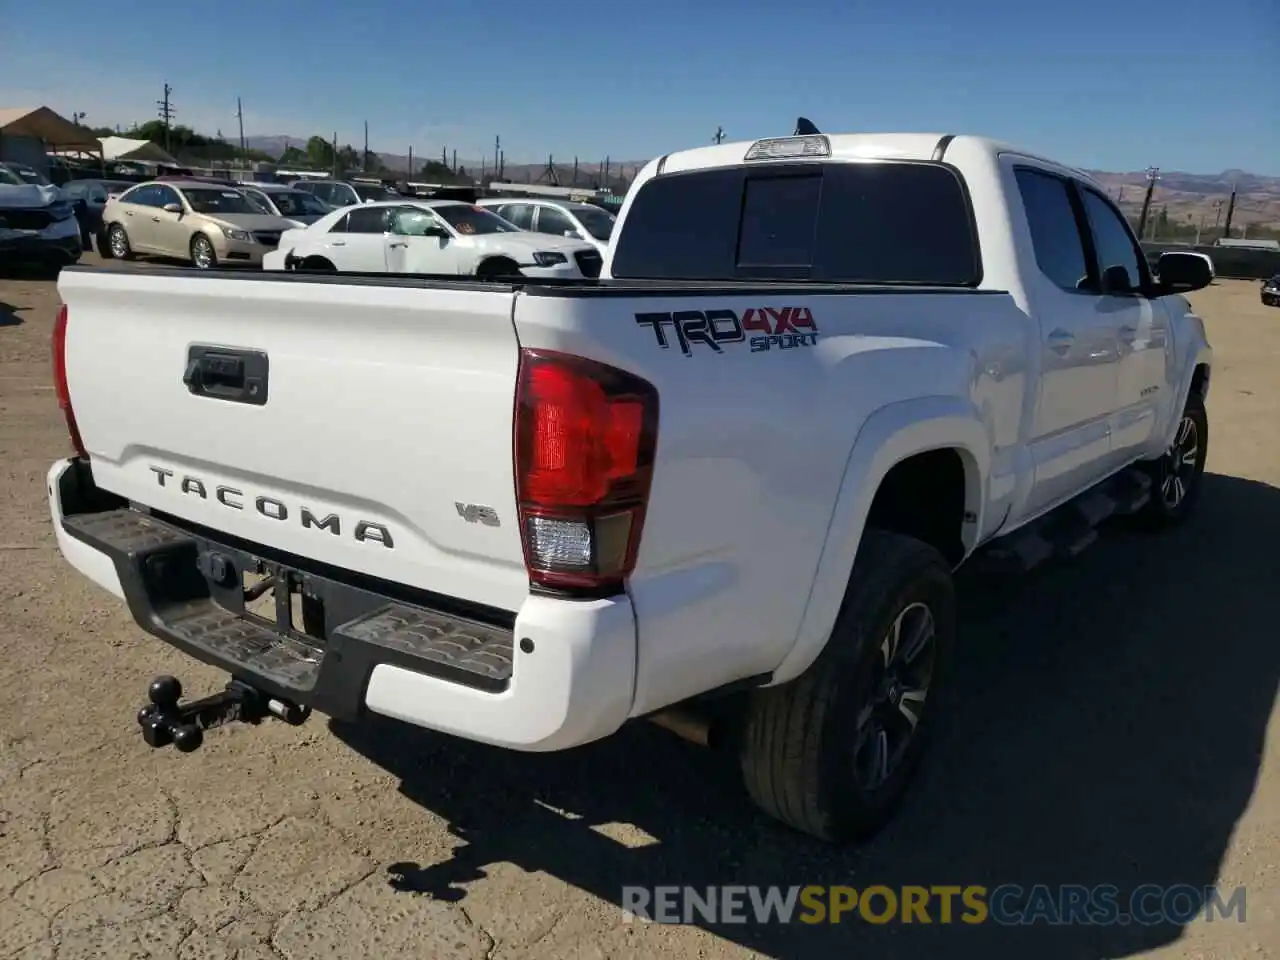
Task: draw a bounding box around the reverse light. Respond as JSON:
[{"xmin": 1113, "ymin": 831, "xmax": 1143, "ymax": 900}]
[
  {"xmin": 514, "ymin": 349, "xmax": 659, "ymax": 594},
  {"xmin": 744, "ymin": 134, "xmax": 831, "ymax": 162},
  {"xmin": 51, "ymin": 305, "xmax": 87, "ymax": 458}
]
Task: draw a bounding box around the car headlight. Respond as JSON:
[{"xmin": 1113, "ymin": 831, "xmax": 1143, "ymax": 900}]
[
  {"xmin": 220, "ymin": 226, "xmax": 252, "ymax": 242},
  {"xmin": 49, "ymin": 201, "xmax": 74, "ymax": 221},
  {"xmin": 531, "ymin": 251, "xmax": 568, "ymax": 267}
]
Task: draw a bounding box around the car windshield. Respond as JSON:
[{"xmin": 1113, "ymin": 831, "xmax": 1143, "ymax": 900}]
[
  {"xmin": 271, "ymin": 191, "xmax": 329, "ymax": 216},
  {"xmin": 181, "ymin": 188, "xmax": 262, "ymax": 215},
  {"xmin": 433, "ymin": 204, "xmax": 521, "ymax": 235},
  {"xmin": 573, "ymin": 206, "xmax": 615, "ymax": 241},
  {"xmin": 0, "ymin": 166, "xmax": 28, "ymax": 186},
  {"xmin": 353, "ymin": 183, "xmax": 399, "ymax": 201},
  {"xmin": 242, "ymin": 191, "xmax": 274, "ymax": 214}
]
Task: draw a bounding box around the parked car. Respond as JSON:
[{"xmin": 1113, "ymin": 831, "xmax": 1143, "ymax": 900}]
[
  {"xmin": 1262, "ymin": 274, "xmax": 1280, "ymax": 307},
  {"xmin": 263, "ymin": 199, "xmax": 602, "ymax": 278},
  {"xmin": 47, "ymin": 127, "xmax": 1213, "ymax": 844},
  {"xmin": 475, "ymin": 197, "xmax": 615, "ymax": 255},
  {"xmin": 101, "ymin": 180, "xmax": 301, "ymax": 269},
  {"xmin": 237, "ymin": 183, "xmax": 330, "ymax": 225},
  {"xmin": 290, "ymin": 178, "xmax": 401, "ymax": 209},
  {"xmin": 0, "ymin": 162, "xmax": 81, "ymax": 267},
  {"xmin": 61, "ymin": 179, "xmax": 137, "ymax": 252}
]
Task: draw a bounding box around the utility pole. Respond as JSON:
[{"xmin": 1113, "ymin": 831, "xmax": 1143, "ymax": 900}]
[
  {"xmin": 331, "ymin": 131, "xmax": 338, "ymax": 177},
  {"xmin": 1221, "ymin": 184, "xmax": 1237, "ymax": 240},
  {"xmin": 572, "ymin": 157, "xmax": 579, "ymax": 185},
  {"xmin": 713, "ymin": 125, "xmax": 725, "ymax": 144},
  {"xmin": 494, "ymin": 136, "xmax": 500, "ymax": 177},
  {"xmin": 452, "ymin": 149, "xmax": 456, "ymax": 173},
  {"xmin": 235, "ymin": 97, "xmax": 246, "ymax": 154},
  {"xmin": 156, "ymin": 82, "xmax": 175, "ymax": 152},
  {"xmin": 408, "ymin": 146, "xmax": 413, "ymax": 175},
  {"xmin": 1135, "ymin": 166, "xmax": 1160, "ymax": 241},
  {"xmin": 363, "ymin": 121, "xmax": 369, "ymax": 172}
]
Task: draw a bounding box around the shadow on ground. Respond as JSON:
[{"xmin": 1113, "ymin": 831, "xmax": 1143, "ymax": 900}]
[
  {"xmin": 0, "ymin": 301, "xmax": 25, "ymax": 326},
  {"xmin": 333, "ymin": 472, "xmax": 1280, "ymax": 958}
]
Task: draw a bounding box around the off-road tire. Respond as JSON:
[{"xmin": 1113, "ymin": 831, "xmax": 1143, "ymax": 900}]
[
  {"xmin": 1133, "ymin": 390, "xmax": 1208, "ymax": 529},
  {"xmin": 739, "ymin": 529, "xmax": 956, "ymax": 843}
]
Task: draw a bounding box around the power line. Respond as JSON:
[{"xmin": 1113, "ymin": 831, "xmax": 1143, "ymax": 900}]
[{"xmin": 156, "ymin": 83, "xmax": 175, "ymax": 152}]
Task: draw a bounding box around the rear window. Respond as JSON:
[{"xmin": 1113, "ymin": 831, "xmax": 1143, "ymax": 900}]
[{"xmin": 610, "ymin": 161, "xmax": 981, "ymax": 285}]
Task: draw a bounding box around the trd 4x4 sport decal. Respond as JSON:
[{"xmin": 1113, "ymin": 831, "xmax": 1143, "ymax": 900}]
[{"xmin": 635, "ymin": 307, "xmax": 819, "ymax": 357}]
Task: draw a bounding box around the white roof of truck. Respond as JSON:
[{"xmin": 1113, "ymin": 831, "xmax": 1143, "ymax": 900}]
[{"xmin": 654, "ymin": 132, "xmax": 1103, "ymax": 191}]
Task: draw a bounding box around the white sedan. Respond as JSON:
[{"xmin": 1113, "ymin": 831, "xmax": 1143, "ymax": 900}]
[{"xmin": 262, "ymin": 199, "xmax": 603, "ymax": 279}]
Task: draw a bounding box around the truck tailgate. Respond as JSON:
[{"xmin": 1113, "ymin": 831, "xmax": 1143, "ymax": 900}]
[{"xmin": 57, "ymin": 269, "xmax": 529, "ymax": 612}]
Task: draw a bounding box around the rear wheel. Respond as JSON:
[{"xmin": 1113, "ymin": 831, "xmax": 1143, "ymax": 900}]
[
  {"xmin": 190, "ymin": 234, "xmax": 217, "ymax": 270},
  {"xmin": 739, "ymin": 529, "xmax": 956, "ymax": 843},
  {"xmin": 107, "ymin": 224, "xmax": 133, "ymax": 260}
]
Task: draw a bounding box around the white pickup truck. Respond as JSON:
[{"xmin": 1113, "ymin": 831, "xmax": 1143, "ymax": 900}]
[{"xmin": 49, "ymin": 125, "xmax": 1214, "ymax": 844}]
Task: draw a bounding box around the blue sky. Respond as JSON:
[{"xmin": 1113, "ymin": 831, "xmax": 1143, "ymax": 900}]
[{"xmin": 1, "ymin": 0, "xmax": 1276, "ymax": 174}]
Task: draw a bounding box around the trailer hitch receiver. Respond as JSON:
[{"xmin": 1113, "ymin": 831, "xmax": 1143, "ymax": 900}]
[{"xmin": 136, "ymin": 675, "xmax": 311, "ymax": 752}]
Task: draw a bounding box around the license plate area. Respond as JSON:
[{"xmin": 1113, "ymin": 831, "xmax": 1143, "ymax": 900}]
[{"xmin": 201, "ymin": 550, "xmax": 326, "ymax": 650}]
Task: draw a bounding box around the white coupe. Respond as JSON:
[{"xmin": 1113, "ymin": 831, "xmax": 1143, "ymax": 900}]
[{"xmin": 262, "ymin": 199, "xmax": 603, "ymax": 279}]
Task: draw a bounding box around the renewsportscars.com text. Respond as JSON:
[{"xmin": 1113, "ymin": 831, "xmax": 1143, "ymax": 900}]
[{"xmin": 621, "ymin": 884, "xmax": 1247, "ymax": 926}]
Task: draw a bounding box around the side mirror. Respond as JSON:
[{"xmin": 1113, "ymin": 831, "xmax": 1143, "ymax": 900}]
[
  {"xmin": 162, "ymin": 202, "xmax": 183, "ymax": 214},
  {"xmin": 564, "ymin": 229, "xmax": 583, "ymax": 239},
  {"xmin": 423, "ymin": 225, "xmax": 450, "ymax": 239},
  {"xmin": 1154, "ymin": 251, "xmax": 1213, "ymax": 295}
]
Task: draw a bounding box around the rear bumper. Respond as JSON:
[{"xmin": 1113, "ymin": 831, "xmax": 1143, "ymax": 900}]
[{"xmin": 48, "ymin": 458, "xmax": 637, "ymax": 751}]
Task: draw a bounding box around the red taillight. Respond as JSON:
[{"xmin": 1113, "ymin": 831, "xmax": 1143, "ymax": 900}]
[
  {"xmin": 52, "ymin": 304, "xmax": 87, "ymax": 458},
  {"xmin": 514, "ymin": 349, "xmax": 659, "ymax": 593}
]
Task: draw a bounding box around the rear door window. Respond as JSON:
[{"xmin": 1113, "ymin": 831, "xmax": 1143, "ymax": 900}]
[{"xmin": 610, "ymin": 161, "xmax": 981, "ymax": 285}]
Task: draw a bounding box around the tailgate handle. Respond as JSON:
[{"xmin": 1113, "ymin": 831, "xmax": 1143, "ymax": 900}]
[{"xmin": 183, "ymin": 346, "xmax": 269, "ymax": 406}]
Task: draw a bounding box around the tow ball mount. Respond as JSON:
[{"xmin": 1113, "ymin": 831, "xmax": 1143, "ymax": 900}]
[{"xmin": 136, "ymin": 675, "xmax": 312, "ymax": 752}]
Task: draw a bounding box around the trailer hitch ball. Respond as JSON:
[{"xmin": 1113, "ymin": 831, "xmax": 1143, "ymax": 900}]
[
  {"xmin": 149, "ymin": 675, "xmax": 182, "ymax": 710},
  {"xmin": 171, "ymin": 724, "xmax": 203, "ymax": 752}
]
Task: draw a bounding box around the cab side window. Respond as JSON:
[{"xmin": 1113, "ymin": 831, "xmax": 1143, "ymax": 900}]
[
  {"xmin": 1014, "ymin": 168, "xmax": 1093, "ymax": 293},
  {"xmin": 1080, "ymin": 188, "xmax": 1146, "ymax": 295}
]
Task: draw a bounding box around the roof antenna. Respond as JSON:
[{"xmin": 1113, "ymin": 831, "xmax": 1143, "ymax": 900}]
[{"xmin": 794, "ymin": 117, "xmax": 820, "ymax": 135}]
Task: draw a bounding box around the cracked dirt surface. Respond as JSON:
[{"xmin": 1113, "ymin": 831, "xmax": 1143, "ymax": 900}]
[{"xmin": 1, "ymin": 259, "xmax": 1278, "ymax": 958}]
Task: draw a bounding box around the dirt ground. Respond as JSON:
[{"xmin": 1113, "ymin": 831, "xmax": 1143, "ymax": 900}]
[{"xmin": 1, "ymin": 257, "xmax": 1277, "ymax": 959}]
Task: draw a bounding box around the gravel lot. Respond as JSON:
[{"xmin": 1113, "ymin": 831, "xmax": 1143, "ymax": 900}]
[{"xmin": 1, "ymin": 256, "xmax": 1277, "ymax": 959}]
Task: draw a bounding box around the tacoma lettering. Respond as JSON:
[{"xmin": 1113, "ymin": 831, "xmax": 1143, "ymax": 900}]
[{"xmin": 147, "ymin": 466, "xmax": 394, "ymax": 548}]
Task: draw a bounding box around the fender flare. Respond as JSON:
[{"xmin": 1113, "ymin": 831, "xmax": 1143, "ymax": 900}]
[
  {"xmin": 1160, "ymin": 341, "xmax": 1213, "ymax": 449},
  {"xmin": 768, "ymin": 395, "xmax": 991, "ymax": 686}
]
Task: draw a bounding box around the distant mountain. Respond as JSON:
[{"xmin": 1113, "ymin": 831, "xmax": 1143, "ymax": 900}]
[{"xmin": 1085, "ymin": 169, "xmax": 1280, "ymax": 230}]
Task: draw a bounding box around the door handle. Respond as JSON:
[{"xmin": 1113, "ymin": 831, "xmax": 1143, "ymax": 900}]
[
  {"xmin": 151, "ymin": 216, "xmax": 161, "ymax": 222},
  {"xmin": 388, "ymin": 241, "xmax": 408, "ymax": 248},
  {"xmin": 330, "ymin": 240, "xmax": 346, "ymax": 246},
  {"xmin": 1118, "ymin": 325, "xmax": 1137, "ymax": 342},
  {"xmin": 125, "ymin": 211, "xmax": 134, "ymax": 216},
  {"xmin": 1047, "ymin": 329, "xmax": 1075, "ymax": 354}
]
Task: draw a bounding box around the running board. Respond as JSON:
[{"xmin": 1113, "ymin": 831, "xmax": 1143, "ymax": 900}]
[{"xmin": 969, "ymin": 468, "xmax": 1152, "ymax": 576}]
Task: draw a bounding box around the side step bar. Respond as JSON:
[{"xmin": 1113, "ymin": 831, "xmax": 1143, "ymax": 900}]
[{"xmin": 969, "ymin": 467, "xmax": 1153, "ymax": 576}]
